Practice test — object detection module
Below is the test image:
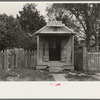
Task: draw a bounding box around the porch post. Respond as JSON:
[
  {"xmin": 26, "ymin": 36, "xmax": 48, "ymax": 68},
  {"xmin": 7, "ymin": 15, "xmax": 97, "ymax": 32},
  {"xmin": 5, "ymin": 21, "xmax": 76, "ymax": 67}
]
[
  {"xmin": 72, "ymin": 35, "xmax": 74, "ymax": 65},
  {"xmin": 37, "ymin": 35, "xmax": 39, "ymax": 65}
]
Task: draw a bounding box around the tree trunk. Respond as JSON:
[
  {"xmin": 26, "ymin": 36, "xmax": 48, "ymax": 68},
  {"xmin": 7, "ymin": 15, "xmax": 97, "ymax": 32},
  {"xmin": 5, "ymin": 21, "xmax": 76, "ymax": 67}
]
[
  {"xmin": 86, "ymin": 37, "xmax": 90, "ymax": 51},
  {"xmin": 95, "ymin": 34, "xmax": 99, "ymax": 51}
]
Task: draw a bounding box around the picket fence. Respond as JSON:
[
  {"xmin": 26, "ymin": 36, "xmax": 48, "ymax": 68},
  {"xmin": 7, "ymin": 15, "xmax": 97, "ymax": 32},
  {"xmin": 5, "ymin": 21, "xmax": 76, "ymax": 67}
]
[
  {"xmin": 74, "ymin": 46, "xmax": 100, "ymax": 71},
  {"xmin": 87, "ymin": 52, "xmax": 100, "ymax": 71},
  {"xmin": 1, "ymin": 47, "xmax": 100, "ymax": 72},
  {"xmin": 0, "ymin": 48, "xmax": 37, "ymax": 70}
]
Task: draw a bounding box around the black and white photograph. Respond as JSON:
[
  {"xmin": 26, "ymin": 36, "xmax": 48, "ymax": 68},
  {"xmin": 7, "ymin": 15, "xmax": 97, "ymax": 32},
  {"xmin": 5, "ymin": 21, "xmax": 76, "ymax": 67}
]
[
  {"xmin": 0, "ymin": 1, "xmax": 100, "ymax": 82},
  {"xmin": 1, "ymin": 1, "xmax": 100, "ymax": 99}
]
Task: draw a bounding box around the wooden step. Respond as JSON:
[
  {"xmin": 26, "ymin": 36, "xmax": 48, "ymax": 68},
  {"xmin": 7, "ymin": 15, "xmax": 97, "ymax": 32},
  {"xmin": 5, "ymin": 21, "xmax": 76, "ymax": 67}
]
[{"xmin": 48, "ymin": 66, "xmax": 64, "ymax": 72}]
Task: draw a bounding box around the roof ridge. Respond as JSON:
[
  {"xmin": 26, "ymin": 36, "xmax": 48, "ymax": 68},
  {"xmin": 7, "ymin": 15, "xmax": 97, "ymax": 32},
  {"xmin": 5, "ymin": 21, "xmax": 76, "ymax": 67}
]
[{"xmin": 47, "ymin": 20, "xmax": 65, "ymax": 27}]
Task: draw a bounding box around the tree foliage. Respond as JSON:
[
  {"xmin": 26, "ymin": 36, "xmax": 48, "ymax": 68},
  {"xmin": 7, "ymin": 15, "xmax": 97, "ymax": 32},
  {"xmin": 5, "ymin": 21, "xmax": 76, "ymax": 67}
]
[
  {"xmin": 0, "ymin": 14, "xmax": 23, "ymax": 50},
  {"xmin": 17, "ymin": 3, "xmax": 46, "ymax": 34},
  {"xmin": 0, "ymin": 3, "xmax": 46, "ymax": 51},
  {"xmin": 46, "ymin": 3, "xmax": 100, "ymax": 48}
]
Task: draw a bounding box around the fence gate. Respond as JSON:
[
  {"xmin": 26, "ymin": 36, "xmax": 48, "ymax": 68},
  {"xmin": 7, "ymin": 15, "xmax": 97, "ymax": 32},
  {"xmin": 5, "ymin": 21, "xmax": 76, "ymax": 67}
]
[{"xmin": 74, "ymin": 46, "xmax": 83, "ymax": 71}]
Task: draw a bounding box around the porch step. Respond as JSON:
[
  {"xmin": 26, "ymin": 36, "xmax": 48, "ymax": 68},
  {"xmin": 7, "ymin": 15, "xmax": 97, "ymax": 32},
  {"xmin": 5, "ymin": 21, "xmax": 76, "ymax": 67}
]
[
  {"xmin": 48, "ymin": 66, "xmax": 64, "ymax": 72},
  {"xmin": 47, "ymin": 62, "xmax": 63, "ymax": 67}
]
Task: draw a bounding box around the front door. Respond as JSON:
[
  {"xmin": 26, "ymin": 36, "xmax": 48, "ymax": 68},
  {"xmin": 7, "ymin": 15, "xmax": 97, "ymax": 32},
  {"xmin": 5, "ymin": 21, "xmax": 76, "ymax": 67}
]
[{"xmin": 49, "ymin": 36, "xmax": 61, "ymax": 61}]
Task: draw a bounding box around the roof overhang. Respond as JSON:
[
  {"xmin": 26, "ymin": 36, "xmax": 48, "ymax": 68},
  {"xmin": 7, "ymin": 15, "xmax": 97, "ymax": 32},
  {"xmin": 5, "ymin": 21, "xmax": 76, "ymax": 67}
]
[{"xmin": 34, "ymin": 20, "xmax": 76, "ymax": 35}]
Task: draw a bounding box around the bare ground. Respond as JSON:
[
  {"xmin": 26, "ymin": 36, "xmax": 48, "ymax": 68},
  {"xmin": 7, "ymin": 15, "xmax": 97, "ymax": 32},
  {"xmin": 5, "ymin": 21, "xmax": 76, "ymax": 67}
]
[
  {"xmin": 65, "ymin": 70, "xmax": 100, "ymax": 81},
  {"xmin": 0, "ymin": 68, "xmax": 55, "ymax": 81},
  {"xmin": 0, "ymin": 68, "xmax": 100, "ymax": 81}
]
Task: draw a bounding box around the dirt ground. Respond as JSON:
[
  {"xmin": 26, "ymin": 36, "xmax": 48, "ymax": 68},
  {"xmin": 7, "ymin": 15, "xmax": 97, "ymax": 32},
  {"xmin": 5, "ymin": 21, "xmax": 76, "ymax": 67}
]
[
  {"xmin": 0, "ymin": 68, "xmax": 100, "ymax": 81},
  {"xmin": 65, "ymin": 71, "xmax": 100, "ymax": 81},
  {"xmin": 0, "ymin": 68, "xmax": 55, "ymax": 81}
]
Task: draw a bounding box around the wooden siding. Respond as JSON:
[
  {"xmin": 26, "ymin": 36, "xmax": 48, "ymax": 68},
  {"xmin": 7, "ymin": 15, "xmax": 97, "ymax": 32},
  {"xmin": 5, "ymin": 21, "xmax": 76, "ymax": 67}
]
[
  {"xmin": 61, "ymin": 36, "xmax": 72, "ymax": 63},
  {"xmin": 39, "ymin": 36, "xmax": 49, "ymax": 62}
]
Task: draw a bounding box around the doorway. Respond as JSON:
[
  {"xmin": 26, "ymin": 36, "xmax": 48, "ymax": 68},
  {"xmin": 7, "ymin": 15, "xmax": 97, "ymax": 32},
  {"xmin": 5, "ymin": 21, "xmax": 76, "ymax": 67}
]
[{"xmin": 49, "ymin": 36, "xmax": 61, "ymax": 61}]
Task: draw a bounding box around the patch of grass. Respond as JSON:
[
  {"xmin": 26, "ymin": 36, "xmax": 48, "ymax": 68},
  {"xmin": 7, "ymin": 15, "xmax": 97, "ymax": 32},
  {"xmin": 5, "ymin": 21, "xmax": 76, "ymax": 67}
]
[
  {"xmin": 0, "ymin": 68, "xmax": 55, "ymax": 81},
  {"xmin": 65, "ymin": 74, "xmax": 100, "ymax": 81}
]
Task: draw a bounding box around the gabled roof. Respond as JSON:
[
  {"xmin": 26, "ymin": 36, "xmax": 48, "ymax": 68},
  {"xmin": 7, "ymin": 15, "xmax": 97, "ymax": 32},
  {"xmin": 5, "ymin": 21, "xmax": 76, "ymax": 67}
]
[{"xmin": 34, "ymin": 20, "xmax": 75, "ymax": 35}]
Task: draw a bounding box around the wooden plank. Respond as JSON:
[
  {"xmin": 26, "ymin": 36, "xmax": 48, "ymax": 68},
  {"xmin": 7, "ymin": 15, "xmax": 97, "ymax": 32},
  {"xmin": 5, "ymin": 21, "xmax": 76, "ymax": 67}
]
[
  {"xmin": 0, "ymin": 51, "xmax": 3, "ymax": 70},
  {"xmin": 99, "ymin": 54, "xmax": 100, "ymax": 69},
  {"xmin": 94, "ymin": 54, "xmax": 97, "ymax": 69},
  {"xmin": 30, "ymin": 51, "xmax": 32, "ymax": 68},
  {"xmin": 2, "ymin": 51, "xmax": 4, "ymax": 70},
  {"xmin": 25, "ymin": 50, "xmax": 28, "ymax": 68},
  {"xmin": 29, "ymin": 50, "xmax": 31, "ymax": 68},
  {"xmin": 92, "ymin": 54, "xmax": 94, "ymax": 69},
  {"xmin": 90, "ymin": 54, "xmax": 92, "ymax": 69},
  {"xmin": 88, "ymin": 54, "xmax": 90, "ymax": 69},
  {"xmin": 27, "ymin": 50, "xmax": 29, "ymax": 68},
  {"xmin": 97, "ymin": 54, "xmax": 99, "ymax": 70},
  {"xmin": 72, "ymin": 36, "xmax": 74, "ymax": 65},
  {"xmin": 4, "ymin": 50, "xmax": 7, "ymax": 70},
  {"xmin": 96, "ymin": 54, "xmax": 98, "ymax": 69},
  {"xmin": 37, "ymin": 35, "xmax": 39, "ymax": 65},
  {"xmin": 95, "ymin": 54, "xmax": 97, "ymax": 69},
  {"xmin": 15, "ymin": 49, "xmax": 18, "ymax": 68},
  {"xmin": 21, "ymin": 50, "xmax": 24, "ymax": 68},
  {"xmin": 83, "ymin": 46, "xmax": 87, "ymax": 70},
  {"xmin": 93, "ymin": 54, "xmax": 95, "ymax": 68},
  {"xmin": 33, "ymin": 50, "xmax": 36, "ymax": 69}
]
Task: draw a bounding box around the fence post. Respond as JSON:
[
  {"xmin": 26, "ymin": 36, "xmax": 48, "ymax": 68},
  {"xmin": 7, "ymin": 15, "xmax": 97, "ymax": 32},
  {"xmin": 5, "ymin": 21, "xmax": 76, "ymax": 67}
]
[
  {"xmin": 15, "ymin": 49, "xmax": 18, "ymax": 68},
  {"xmin": 34, "ymin": 50, "xmax": 37, "ymax": 69},
  {"xmin": 0, "ymin": 51, "xmax": 3, "ymax": 70},
  {"xmin": 4, "ymin": 50, "xmax": 8, "ymax": 70},
  {"xmin": 83, "ymin": 46, "xmax": 88, "ymax": 71}
]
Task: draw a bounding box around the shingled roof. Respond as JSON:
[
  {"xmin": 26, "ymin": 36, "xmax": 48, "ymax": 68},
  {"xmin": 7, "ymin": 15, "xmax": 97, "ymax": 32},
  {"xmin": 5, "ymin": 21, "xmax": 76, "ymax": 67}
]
[{"xmin": 34, "ymin": 20, "xmax": 75, "ymax": 35}]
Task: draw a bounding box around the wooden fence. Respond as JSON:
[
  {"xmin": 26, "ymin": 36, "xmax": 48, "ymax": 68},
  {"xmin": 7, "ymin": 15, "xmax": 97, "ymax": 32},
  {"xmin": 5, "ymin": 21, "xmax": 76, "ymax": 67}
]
[
  {"xmin": 2, "ymin": 46, "xmax": 100, "ymax": 72},
  {"xmin": 87, "ymin": 52, "xmax": 100, "ymax": 71},
  {"xmin": 0, "ymin": 48, "xmax": 37, "ymax": 70},
  {"xmin": 74, "ymin": 46, "xmax": 83, "ymax": 71},
  {"xmin": 74, "ymin": 46, "xmax": 100, "ymax": 72}
]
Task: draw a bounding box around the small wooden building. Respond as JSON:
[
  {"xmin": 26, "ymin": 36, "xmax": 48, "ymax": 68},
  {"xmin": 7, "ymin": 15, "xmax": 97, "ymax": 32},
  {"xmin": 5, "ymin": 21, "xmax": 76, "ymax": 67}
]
[{"xmin": 34, "ymin": 20, "xmax": 75, "ymax": 72}]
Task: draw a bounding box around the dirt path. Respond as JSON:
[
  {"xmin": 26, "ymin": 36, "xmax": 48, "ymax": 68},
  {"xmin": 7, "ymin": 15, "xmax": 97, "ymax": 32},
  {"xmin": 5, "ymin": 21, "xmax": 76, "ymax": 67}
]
[{"xmin": 52, "ymin": 74, "xmax": 68, "ymax": 81}]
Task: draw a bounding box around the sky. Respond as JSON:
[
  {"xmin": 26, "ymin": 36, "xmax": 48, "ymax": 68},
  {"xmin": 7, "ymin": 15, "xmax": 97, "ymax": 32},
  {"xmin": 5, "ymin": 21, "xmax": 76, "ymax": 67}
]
[{"xmin": 0, "ymin": 2, "xmax": 48, "ymax": 18}]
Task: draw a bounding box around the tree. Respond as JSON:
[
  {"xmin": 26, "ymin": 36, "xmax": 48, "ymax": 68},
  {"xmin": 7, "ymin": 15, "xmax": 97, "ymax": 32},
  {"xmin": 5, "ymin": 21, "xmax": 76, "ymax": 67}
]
[
  {"xmin": 16, "ymin": 3, "xmax": 46, "ymax": 50},
  {"xmin": 0, "ymin": 14, "xmax": 36, "ymax": 51},
  {"xmin": 17, "ymin": 3, "xmax": 46, "ymax": 34},
  {"xmin": 46, "ymin": 3, "xmax": 100, "ymax": 49},
  {"xmin": 0, "ymin": 14, "xmax": 23, "ymax": 50}
]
